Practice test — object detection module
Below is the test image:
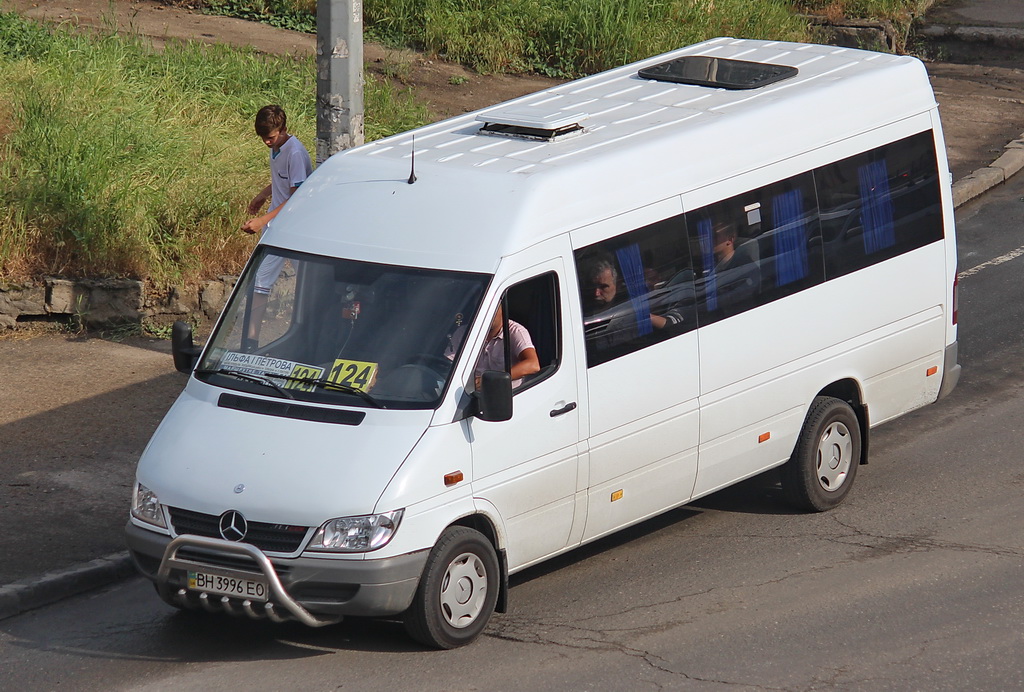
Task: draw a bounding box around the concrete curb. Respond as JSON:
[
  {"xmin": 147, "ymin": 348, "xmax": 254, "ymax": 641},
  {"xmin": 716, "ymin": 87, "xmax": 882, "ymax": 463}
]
[
  {"xmin": 0, "ymin": 552, "xmax": 135, "ymax": 622},
  {"xmin": 952, "ymin": 134, "xmax": 1024, "ymax": 208},
  {"xmin": 918, "ymin": 24, "xmax": 1024, "ymax": 51}
]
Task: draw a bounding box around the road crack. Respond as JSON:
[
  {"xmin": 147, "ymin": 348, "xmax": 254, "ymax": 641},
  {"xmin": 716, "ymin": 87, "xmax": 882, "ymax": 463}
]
[{"xmin": 828, "ymin": 516, "xmax": 1024, "ymax": 560}]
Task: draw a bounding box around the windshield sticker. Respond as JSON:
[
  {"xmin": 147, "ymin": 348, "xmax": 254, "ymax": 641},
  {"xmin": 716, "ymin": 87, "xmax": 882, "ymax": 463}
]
[
  {"xmin": 328, "ymin": 359, "xmax": 378, "ymax": 392},
  {"xmin": 219, "ymin": 351, "xmax": 324, "ymax": 392}
]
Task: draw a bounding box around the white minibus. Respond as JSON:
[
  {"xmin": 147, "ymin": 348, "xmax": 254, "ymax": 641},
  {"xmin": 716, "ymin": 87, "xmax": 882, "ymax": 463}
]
[{"xmin": 126, "ymin": 37, "xmax": 960, "ymax": 648}]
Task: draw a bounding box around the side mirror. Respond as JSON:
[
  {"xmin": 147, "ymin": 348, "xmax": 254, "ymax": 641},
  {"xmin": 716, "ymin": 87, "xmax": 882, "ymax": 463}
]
[
  {"xmin": 171, "ymin": 321, "xmax": 203, "ymax": 374},
  {"xmin": 474, "ymin": 370, "xmax": 513, "ymax": 422}
]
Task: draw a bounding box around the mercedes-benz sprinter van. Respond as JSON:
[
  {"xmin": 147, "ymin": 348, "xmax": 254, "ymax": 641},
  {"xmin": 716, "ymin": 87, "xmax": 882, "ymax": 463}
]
[{"xmin": 126, "ymin": 38, "xmax": 960, "ymax": 648}]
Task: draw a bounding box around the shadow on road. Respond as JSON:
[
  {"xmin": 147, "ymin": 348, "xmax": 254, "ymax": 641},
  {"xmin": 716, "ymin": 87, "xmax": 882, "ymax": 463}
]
[{"xmin": 0, "ymin": 335, "xmax": 184, "ymax": 583}]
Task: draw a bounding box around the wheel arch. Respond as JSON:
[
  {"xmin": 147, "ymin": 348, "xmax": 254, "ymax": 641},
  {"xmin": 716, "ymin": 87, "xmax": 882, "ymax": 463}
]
[
  {"xmin": 450, "ymin": 512, "xmax": 508, "ymax": 613},
  {"xmin": 816, "ymin": 378, "xmax": 869, "ymax": 465}
]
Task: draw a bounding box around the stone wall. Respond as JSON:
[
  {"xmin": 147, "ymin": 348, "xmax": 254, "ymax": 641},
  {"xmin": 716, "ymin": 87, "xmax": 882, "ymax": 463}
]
[
  {"xmin": 805, "ymin": 16, "xmax": 899, "ymax": 53},
  {"xmin": 0, "ymin": 276, "xmax": 237, "ymax": 330}
]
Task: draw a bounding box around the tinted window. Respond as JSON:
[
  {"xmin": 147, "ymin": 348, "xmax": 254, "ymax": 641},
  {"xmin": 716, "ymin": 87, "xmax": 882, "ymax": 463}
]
[
  {"xmin": 816, "ymin": 131, "xmax": 944, "ymax": 278},
  {"xmin": 198, "ymin": 247, "xmax": 489, "ymax": 409},
  {"xmin": 571, "ymin": 131, "xmax": 945, "ymax": 367},
  {"xmin": 685, "ymin": 172, "xmax": 823, "ymax": 325},
  {"xmin": 575, "ymin": 215, "xmax": 697, "ymax": 367}
]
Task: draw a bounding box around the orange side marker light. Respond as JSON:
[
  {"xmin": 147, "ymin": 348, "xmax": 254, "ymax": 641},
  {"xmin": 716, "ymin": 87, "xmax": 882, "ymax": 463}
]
[{"xmin": 444, "ymin": 471, "xmax": 464, "ymax": 486}]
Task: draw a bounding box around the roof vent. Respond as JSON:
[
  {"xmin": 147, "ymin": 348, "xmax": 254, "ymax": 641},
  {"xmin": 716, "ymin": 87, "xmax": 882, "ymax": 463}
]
[
  {"xmin": 477, "ymin": 108, "xmax": 588, "ymax": 142},
  {"xmin": 638, "ymin": 55, "xmax": 798, "ymax": 90}
]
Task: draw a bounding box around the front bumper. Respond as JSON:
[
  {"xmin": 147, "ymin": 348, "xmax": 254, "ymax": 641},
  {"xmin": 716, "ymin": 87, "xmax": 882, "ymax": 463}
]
[{"xmin": 126, "ymin": 521, "xmax": 428, "ymax": 625}]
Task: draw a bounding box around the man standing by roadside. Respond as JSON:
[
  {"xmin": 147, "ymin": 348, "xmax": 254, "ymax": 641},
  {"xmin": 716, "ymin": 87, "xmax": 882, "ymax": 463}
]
[{"xmin": 241, "ymin": 104, "xmax": 313, "ymax": 350}]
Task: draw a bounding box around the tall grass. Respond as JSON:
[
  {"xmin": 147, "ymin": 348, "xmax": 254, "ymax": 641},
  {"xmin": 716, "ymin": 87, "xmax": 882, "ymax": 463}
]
[
  {"xmin": 0, "ymin": 12, "xmax": 429, "ymax": 283},
  {"xmin": 372, "ymin": 0, "xmax": 812, "ymax": 77},
  {"xmin": 200, "ymin": 0, "xmax": 932, "ymax": 78},
  {"xmin": 197, "ymin": 0, "xmax": 812, "ymax": 77}
]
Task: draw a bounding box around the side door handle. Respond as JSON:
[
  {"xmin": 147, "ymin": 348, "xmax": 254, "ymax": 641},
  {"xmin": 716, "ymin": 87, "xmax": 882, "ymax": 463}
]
[{"xmin": 550, "ymin": 402, "xmax": 577, "ymax": 417}]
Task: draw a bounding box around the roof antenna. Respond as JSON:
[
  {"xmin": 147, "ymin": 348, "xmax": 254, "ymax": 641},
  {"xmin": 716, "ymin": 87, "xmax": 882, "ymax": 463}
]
[{"xmin": 407, "ymin": 135, "xmax": 417, "ymax": 184}]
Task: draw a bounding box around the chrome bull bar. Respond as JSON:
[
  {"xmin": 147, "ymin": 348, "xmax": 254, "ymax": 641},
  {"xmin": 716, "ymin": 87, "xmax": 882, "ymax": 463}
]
[{"xmin": 156, "ymin": 534, "xmax": 341, "ymax": 627}]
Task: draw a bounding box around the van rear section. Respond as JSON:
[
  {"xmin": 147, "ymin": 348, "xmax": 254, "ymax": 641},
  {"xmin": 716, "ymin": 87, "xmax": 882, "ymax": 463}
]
[{"xmin": 126, "ymin": 38, "xmax": 958, "ymax": 648}]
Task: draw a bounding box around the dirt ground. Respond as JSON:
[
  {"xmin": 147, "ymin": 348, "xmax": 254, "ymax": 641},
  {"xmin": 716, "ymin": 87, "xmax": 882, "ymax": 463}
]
[{"xmin": 1, "ymin": 0, "xmax": 1024, "ymax": 585}]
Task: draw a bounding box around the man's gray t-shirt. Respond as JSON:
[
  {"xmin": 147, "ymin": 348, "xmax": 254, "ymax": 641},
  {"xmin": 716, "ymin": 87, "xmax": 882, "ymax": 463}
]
[{"xmin": 269, "ymin": 135, "xmax": 313, "ymax": 209}]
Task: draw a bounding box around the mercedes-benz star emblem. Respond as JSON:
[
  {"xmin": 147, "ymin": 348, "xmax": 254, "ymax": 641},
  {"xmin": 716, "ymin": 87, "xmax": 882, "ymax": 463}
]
[{"xmin": 219, "ymin": 510, "xmax": 248, "ymax": 542}]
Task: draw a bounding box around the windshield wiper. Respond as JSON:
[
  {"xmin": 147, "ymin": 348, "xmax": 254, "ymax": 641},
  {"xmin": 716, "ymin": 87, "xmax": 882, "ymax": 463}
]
[
  {"xmin": 195, "ymin": 368, "xmax": 294, "ymax": 400},
  {"xmin": 275, "ymin": 374, "xmax": 385, "ymax": 409}
]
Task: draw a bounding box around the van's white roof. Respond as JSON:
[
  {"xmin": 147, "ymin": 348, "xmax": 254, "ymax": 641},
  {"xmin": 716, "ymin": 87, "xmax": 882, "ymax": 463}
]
[{"xmin": 267, "ymin": 37, "xmax": 938, "ymax": 274}]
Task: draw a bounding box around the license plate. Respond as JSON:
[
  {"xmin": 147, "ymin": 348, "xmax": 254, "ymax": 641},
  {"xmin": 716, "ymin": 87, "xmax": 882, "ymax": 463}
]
[{"xmin": 187, "ymin": 571, "xmax": 268, "ymax": 602}]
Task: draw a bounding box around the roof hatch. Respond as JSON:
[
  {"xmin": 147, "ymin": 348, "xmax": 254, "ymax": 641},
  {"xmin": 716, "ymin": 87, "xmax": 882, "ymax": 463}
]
[
  {"xmin": 477, "ymin": 108, "xmax": 588, "ymax": 142},
  {"xmin": 638, "ymin": 55, "xmax": 798, "ymax": 90}
]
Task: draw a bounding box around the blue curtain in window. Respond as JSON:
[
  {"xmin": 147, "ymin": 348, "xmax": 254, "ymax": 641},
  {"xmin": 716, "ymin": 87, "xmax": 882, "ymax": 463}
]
[
  {"xmin": 615, "ymin": 243, "xmax": 653, "ymax": 336},
  {"xmin": 772, "ymin": 189, "xmax": 809, "ymax": 287},
  {"xmin": 858, "ymin": 159, "xmax": 896, "ymax": 254},
  {"xmin": 696, "ymin": 217, "xmax": 718, "ymax": 312}
]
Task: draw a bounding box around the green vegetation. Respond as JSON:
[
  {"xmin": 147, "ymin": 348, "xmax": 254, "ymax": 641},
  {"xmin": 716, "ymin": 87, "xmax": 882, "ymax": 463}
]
[
  {"xmin": 198, "ymin": 0, "xmax": 934, "ymax": 78},
  {"xmin": 366, "ymin": 0, "xmax": 810, "ymax": 77},
  {"xmin": 0, "ymin": 11, "xmax": 429, "ymax": 284},
  {"xmin": 204, "ymin": 0, "xmax": 317, "ymax": 33}
]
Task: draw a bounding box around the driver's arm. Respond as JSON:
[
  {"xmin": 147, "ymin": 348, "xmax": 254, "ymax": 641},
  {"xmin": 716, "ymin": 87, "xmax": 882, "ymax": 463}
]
[{"xmin": 509, "ymin": 347, "xmax": 540, "ymax": 381}]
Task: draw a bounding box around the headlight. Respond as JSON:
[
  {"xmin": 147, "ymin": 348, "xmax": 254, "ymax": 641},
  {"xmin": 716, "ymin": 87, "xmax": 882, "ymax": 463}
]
[
  {"xmin": 131, "ymin": 482, "xmax": 167, "ymax": 528},
  {"xmin": 307, "ymin": 510, "xmax": 404, "ymax": 553}
]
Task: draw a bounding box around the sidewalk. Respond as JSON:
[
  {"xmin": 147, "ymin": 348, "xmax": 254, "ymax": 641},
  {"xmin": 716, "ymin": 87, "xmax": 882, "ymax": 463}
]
[{"xmin": 2, "ymin": 0, "xmax": 1024, "ymax": 622}]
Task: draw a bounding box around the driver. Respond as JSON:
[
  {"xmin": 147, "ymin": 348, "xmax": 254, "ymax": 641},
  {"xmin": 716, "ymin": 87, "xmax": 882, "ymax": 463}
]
[{"xmin": 446, "ymin": 305, "xmax": 540, "ymax": 389}]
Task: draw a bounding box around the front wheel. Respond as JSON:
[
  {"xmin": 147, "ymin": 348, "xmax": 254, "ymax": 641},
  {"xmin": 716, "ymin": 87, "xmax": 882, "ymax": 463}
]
[
  {"xmin": 404, "ymin": 526, "xmax": 500, "ymax": 649},
  {"xmin": 781, "ymin": 396, "xmax": 862, "ymax": 512}
]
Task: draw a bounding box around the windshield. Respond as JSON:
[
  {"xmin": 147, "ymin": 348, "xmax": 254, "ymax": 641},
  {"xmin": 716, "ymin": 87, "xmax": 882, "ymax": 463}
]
[{"xmin": 197, "ymin": 247, "xmax": 489, "ymax": 409}]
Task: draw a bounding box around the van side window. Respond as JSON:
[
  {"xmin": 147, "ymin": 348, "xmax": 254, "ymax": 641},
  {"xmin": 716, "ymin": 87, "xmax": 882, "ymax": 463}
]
[
  {"xmin": 504, "ymin": 273, "xmax": 561, "ymax": 390},
  {"xmin": 686, "ymin": 172, "xmax": 823, "ymax": 324},
  {"xmin": 816, "ymin": 130, "xmax": 944, "ymax": 279},
  {"xmin": 575, "ymin": 214, "xmax": 697, "ymax": 367},
  {"xmin": 572, "ymin": 132, "xmax": 944, "ymax": 361}
]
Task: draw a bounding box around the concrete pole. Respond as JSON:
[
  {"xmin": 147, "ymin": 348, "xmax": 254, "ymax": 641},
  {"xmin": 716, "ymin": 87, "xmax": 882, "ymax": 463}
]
[{"xmin": 316, "ymin": 0, "xmax": 364, "ymax": 165}]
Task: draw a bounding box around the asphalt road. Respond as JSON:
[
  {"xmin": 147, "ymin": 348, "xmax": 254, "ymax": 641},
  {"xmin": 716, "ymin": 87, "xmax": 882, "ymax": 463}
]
[{"xmin": 0, "ymin": 175, "xmax": 1021, "ymax": 691}]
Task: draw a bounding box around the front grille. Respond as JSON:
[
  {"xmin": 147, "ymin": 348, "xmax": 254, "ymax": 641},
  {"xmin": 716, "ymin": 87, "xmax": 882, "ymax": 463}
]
[
  {"xmin": 174, "ymin": 547, "xmax": 292, "ymax": 578},
  {"xmin": 168, "ymin": 507, "xmax": 310, "ymax": 554}
]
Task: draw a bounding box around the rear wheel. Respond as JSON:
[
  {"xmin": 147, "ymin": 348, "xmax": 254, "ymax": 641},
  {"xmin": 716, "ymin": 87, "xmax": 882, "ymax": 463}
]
[
  {"xmin": 782, "ymin": 396, "xmax": 861, "ymax": 511},
  {"xmin": 404, "ymin": 526, "xmax": 499, "ymax": 649}
]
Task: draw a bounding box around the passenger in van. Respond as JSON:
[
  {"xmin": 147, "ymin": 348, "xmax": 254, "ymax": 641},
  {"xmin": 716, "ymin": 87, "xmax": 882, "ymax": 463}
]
[
  {"xmin": 240, "ymin": 105, "xmax": 314, "ymax": 351},
  {"xmin": 709, "ymin": 221, "xmax": 760, "ymax": 313},
  {"xmin": 581, "ymin": 254, "xmax": 685, "ymax": 353}
]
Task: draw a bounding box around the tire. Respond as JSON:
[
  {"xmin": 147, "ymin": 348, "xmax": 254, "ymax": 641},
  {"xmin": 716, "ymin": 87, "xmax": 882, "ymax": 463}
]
[
  {"xmin": 404, "ymin": 526, "xmax": 500, "ymax": 649},
  {"xmin": 782, "ymin": 396, "xmax": 862, "ymax": 512}
]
